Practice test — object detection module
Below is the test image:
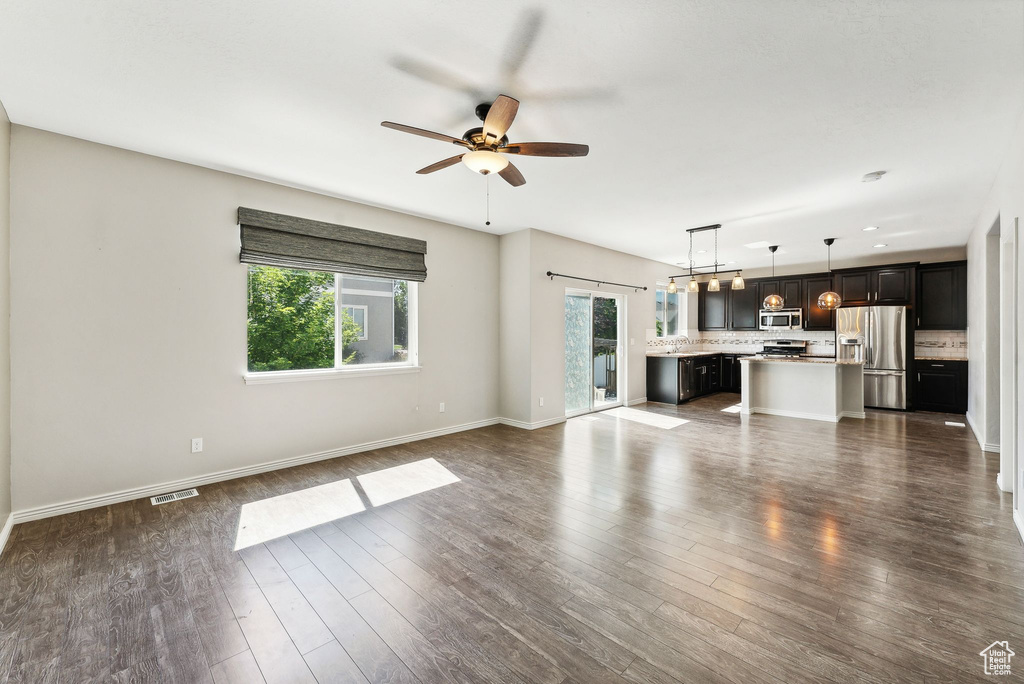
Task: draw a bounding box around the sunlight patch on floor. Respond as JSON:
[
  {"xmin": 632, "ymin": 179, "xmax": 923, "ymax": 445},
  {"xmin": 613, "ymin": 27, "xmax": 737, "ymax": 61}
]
[
  {"xmin": 721, "ymin": 404, "xmax": 743, "ymax": 413},
  {"xmin": 234, "ymin": 458, "xmax": 460, "ymax": 550},
  {"xmin": 604, "ymin": 406, "xmax": 689, "ymax": 429},
  {"xmin": 357, "ymin": 457, "xmax": 461, "ymax": 507},
  {"xmin": 235, "ymin": 479, "xmax": 365, "ymax": 550}
]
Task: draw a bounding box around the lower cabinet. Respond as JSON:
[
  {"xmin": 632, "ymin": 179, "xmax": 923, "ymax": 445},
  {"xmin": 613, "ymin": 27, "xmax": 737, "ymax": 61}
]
[
  {"xmin": 913, "ymin": 360, "xmax": 967, "ymax": 414},
  {"xmin": 647, "ymin": 354, "xmax": 734, "ymax": 403},
  {"xmin": 721, "ymin": 354, "xmax": 742, "ymax": 393}
]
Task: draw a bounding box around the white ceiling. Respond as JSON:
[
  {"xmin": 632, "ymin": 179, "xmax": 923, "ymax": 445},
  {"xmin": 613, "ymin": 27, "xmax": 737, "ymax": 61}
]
[{"xmin": 2, "ymin": 0, "xmax": 1022, "ymax": 271}]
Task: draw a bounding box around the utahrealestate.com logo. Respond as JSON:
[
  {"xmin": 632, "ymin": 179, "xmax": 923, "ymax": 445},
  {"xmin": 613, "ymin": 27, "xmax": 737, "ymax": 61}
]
[{"xmin": 980, "ymin": 641, "xmax": 1014, "ymax": 676}]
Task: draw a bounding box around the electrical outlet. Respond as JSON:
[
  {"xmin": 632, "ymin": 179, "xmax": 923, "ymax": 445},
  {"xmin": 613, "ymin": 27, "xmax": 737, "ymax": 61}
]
[
  {"xmin": 439, "ymin": 402, "xmax": 445, "ymax": 413},
  {"xmin": 539, "ymin": 397, "xmax": 544, "ymax": 407},
  {"xmin": 191, "ymin": 438, "xmax": 203, "ymax": 453}
]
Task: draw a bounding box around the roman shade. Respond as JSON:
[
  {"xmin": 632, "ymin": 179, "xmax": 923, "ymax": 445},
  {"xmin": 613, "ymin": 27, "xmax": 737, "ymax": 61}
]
[{"xmin": 238, "ymin": 207, "xmax": 427, "ymax": 282}]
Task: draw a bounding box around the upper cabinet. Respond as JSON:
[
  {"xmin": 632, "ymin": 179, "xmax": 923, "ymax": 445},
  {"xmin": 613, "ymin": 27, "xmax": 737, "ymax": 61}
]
[
  {"xmin": 729, "ymin": 283, "xmax": 761, "ymax": 330},
  {"xmin": 916, "ymin": 260, "xmax": 967, "ymax": 330},
  {"xmin": 694, "ymin": 261, "xmax": 926, "ymax": 331},
  {"xmin": 698, "ymin": 283, "xmax": 730, "ymax": 330},
  {"xmin": 836, "ymin": 265, "xmax": 914, "ymax": 306},
  {"xmin": 757, "ymin": 278, "xmax": 801, "ymax": 311},
  {"xmin": 802, "ymin": 276, "xmax": 835, "ymax": 330}
]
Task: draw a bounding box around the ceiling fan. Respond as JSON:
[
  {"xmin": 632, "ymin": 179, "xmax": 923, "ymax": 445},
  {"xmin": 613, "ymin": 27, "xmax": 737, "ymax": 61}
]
[{"xmin": 381, "ymin": 94, "xmax": 589, "ymax": 187}]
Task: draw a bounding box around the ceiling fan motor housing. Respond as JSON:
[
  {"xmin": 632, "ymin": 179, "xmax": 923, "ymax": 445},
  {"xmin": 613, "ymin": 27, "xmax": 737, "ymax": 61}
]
[{"xmin": 462, "ymin": 126, "xmax": 509, "ymax": 149}]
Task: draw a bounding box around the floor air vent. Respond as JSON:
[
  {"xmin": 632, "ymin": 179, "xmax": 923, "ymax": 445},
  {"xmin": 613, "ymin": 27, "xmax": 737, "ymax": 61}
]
[{"xmin": 151, "ymin": 488, "xmax": 199, "ymax": 505}]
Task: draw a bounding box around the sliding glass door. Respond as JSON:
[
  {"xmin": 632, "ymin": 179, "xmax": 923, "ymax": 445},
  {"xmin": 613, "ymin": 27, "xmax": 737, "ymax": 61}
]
[{"xmin": 565, "ymin": 290, "xmax": 625, "ymax": 417}]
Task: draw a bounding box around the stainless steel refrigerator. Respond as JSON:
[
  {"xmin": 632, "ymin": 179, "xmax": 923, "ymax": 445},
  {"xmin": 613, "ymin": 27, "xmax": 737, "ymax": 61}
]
[{"xmin": 836, "ymin": 306, "xmax": 907, "ymax": 409}]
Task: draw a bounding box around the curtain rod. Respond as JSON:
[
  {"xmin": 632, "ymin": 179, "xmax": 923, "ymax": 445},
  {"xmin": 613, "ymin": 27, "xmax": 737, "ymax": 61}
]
[{"xmin": 546, "ymin": 271, "xmax": 648, "ymax": 292}]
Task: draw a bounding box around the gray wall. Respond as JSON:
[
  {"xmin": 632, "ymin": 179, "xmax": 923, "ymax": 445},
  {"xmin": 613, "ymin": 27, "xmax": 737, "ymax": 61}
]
[
  {"xmin": 0, "ymin": 101, "xmax": 10, "ymax": 534},
  {"xmin": 9, "ymin": 126, "xmax": 499, "ymax": 514}
]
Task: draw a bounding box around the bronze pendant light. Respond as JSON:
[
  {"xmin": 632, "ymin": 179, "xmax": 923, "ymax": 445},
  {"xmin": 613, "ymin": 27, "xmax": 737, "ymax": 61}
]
[
  {"xmin": 818, "ymin": 238, "xmax": 842, "ymax": 310},
  {"xmin": 762, "ymin": 245, "xmax": 784, "ymax": 311}
]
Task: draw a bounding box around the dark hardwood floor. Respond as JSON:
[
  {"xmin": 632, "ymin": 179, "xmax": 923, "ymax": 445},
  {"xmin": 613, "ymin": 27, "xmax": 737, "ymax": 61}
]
[{"xmin": 1, "ymin": 393, "xmax": 1021, "ymax": 683}]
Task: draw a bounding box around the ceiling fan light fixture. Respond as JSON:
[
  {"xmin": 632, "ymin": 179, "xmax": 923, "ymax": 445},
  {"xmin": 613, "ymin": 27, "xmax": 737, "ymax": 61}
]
[{"xmin": 462, "ymin": 150, "xmax": 509, "ymax": 175}]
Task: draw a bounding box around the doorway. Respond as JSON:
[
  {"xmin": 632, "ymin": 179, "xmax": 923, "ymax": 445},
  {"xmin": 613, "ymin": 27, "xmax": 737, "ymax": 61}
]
[{"xmin": 564, "ymin": 290, "xmax": 625, "ymax": 417}]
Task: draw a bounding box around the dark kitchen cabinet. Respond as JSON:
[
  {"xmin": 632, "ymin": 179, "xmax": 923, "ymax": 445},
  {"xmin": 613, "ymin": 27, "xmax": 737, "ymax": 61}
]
[
  {"xmin": 729, "ymin": 283, "xmax": 761, "ymax": 330},
  {"xmin": 836, "ymin": 266, "xmax": 914, "ymax": 307},
  {"xmin": 875, "ymin": 267, "xmax": 913, "ymax": 304},
  {"xmin": 721, "ymin": 354, "xmax": 742, "ymax": 392},
  {"xmin": 757, "ymin": 279, "xmax": 801, "ymax": 311},
  {"xmin": 708, "ymin": 355, "xmax": 721, "ymax": 392},
  {"xmin": 913, "ymin": 360, "xmax": 967, "ymax": 413},
  {"xmin": 802, "ymin": 276, "xmax": 835, "ymax": 330},
  {"xmin": 837, "ymin": 271, "xmax": 873, "ymax": 307},
  {"xmin": 917, "ymin": 261, "xmax": 967, "ymax": 330},
  {"xmin": 698, "ymin": 285, "xmax": 729, "ymax": 331}
]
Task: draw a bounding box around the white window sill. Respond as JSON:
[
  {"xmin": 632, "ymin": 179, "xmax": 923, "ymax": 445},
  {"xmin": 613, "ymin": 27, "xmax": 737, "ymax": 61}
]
[{"xmin": 244, "ymin": 365, "xmax": 421, "ymax": 385}]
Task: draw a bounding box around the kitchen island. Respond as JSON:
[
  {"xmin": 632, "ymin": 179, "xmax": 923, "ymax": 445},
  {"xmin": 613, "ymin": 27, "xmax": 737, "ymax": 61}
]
[{"xmin": 740, "ymin": 356, "xmax": 865, "ymax": 422}]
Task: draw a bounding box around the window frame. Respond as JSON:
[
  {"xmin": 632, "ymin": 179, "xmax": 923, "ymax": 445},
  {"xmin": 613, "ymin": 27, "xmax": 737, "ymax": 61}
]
[
  {"xmin": 244, "ymin": 267, "xmax": 419, "ymax": 384},
  {"xmin": 340, "ymin": 304, "xmax": 369, "ymax": 341},
  {"xmin": 654, "ymin": 283, "xmax": 681, "ymax": 338}
]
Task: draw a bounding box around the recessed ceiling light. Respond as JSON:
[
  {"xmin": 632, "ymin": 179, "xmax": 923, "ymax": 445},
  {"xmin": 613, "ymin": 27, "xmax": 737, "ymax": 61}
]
[
  {"xmin": 863, "ymin": 226, "xmax": 879, "ymax": 231},
  {"xmin": 873, "ymin": 243, "xmax": 887, "ymax": 248},
  {"xmin": 862, "ymin": 170, "xmax": 887, "ymax": 182},
  {"xmin": 697, "ymin": 249, "xmax": 707, "ymax": 254},
  {"xmin": 727, "ymin": 261, "xmax": 736, "ymax": 264}
]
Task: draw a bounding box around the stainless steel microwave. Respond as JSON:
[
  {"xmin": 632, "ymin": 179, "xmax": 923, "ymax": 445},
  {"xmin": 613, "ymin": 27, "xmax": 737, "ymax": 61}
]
[{"xmin": 759, "ymin": 309, "xmax": 803, "ymax": 330}]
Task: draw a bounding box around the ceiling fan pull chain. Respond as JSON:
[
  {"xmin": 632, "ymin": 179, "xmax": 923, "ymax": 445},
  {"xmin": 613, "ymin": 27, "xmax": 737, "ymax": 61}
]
[{"xmin": 485, "ymin": 174, "xmax": 491, "ymax": 226}]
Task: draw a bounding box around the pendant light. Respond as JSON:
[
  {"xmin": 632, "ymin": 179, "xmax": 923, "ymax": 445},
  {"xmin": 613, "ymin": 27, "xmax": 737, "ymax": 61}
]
[
  {"xmin": 763, "ymin": 245, "xmax": 785, "ymax": 311},
  {"xmin": 707, "ymin": 227, "xmax": 720, "ymax": 292},
  {"xmin": 686, "ymin": 230, "xmax": 699, "ymax": 292},
  {"xmin": 817, "ymin": 238, "xmax": 842, "ymax": 310},
  {"xmin": 731, "ymin": 272, "xmax": 745, "ymax": 290},
  {"xmin": 666, "ymin": 277, "xmax": 678, "ymax": 294}
]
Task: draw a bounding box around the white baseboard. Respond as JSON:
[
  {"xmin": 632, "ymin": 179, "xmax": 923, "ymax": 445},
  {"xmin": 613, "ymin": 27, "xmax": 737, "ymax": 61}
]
[
  {"xmin": 626, "ymin": 397, "xmax": 648, "ymax": 406},
  {"xmin": 499, "ymin": 416, "xmax": 567, "ymax": 431},
  {"xmin": 840, "ymin": 411, "xmax": 866, "ymax": 420},
  {"xmin": 742, "ymin": 407, "xmax": 842, "ymax": 423},
  {"xmin": 11, "ymin": 417, "xmax": 500, "ymax": 524},
  {"xmin": 966, "ymin": 411, "xmax": 1001, "ymax": 453},
  {"xmin": 0, "ymin": 513, "xmax": 13, "ymax": 559}
]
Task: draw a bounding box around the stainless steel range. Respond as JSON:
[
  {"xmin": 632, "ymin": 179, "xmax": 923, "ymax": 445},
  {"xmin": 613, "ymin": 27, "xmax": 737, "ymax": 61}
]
[{"xmin": 757, "ymin": 339, "xmax": 807, "ymax": 358}]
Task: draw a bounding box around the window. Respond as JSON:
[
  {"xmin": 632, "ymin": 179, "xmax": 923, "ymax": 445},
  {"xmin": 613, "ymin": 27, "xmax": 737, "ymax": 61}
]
[
  {"xmin": 341, "ymin": 305, "xmax": 368, "ymax": 340},
  {"xmin": 247, "ymin": 265, "xmax": 415, "ymax": 374},
  {"xmin": 655, "ymin": 286, "xmax": 680, "ymax": 337}
]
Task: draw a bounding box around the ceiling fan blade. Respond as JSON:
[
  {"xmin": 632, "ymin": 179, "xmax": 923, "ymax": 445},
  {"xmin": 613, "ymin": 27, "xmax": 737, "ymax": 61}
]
[
  {"xmin": 416, "ymin": 155, "xmax": 464, "ymax": 174},
  {"xmin": 502, "ymin": 142, "xmax": 589, "ymax": 157},
  {"xmin": 389, "ymin": 56, "xmax": 486, "ymax": 100},
  {"xmin": 498, "ymin": 161, "xmax": 526, "ymax": 187},
  {"xmin": 500, "ymin": 9, "xmax": 543, "ymax": 80},
  {"xmin": 482, "ymin": 95, "xmax": 519, "ymax": 142},
  {"xmin": 381, "ymin": 121, "xmax": 469, "ymax": 147}
]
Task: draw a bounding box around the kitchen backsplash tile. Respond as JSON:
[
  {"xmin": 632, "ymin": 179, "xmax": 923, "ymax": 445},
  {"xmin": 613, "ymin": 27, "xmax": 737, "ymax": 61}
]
[
  {"xmin": 914, "ymin": 330, "xmax": 967, "ymax": 359},
  {"xmin": 647, "ymin": 330, "xmax": 836, "ymax": 356}
]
